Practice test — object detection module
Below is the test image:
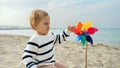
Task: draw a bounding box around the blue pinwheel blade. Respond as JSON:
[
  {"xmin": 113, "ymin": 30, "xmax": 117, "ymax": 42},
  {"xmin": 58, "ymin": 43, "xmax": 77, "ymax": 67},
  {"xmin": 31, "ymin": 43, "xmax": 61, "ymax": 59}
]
[
  {"xmin": 83, "ymin": 32, "xmax": 89, "ymax": 36},
  {"xmin": 86, "ymin": 35, "xmax": 93, "ymax": 45},
  {"xmin": 76, "ymin": 35, "xmax": 82, "ymax": 41}
]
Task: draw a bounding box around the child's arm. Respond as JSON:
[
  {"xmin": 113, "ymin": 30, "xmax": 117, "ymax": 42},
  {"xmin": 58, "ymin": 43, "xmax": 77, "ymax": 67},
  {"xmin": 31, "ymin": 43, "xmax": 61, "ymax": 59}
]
[
  {"xmin": 22, "ymin": 42, "xmax": 38, "ymax": 68},
  {"xmin": 53, "ymin": 25, "xmax": 75, "ymax": 45}
]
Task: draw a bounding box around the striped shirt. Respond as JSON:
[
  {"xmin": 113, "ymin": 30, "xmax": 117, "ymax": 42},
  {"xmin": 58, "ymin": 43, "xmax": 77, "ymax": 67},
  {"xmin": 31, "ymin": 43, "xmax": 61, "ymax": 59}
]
[{"xmin": 22, "ymin": 30, "xmax": 71, "ymax": 68}]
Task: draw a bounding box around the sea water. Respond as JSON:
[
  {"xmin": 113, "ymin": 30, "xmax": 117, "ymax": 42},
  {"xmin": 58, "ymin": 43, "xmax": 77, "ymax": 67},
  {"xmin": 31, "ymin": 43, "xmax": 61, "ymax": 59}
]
[{"xmin": 0, "ymin": 28, "xmax": 120, "ymax": 47}]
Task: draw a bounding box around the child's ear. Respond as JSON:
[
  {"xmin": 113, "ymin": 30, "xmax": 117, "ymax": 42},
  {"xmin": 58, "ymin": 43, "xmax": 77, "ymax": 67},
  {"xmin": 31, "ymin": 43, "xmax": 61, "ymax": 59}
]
[{"xmin": 33, "ymin": 23, "xmax": 38, "ymax": 30}]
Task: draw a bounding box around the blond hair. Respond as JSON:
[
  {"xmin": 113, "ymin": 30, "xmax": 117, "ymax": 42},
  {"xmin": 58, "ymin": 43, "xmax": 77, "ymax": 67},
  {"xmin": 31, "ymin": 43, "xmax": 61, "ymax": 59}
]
[{"xmin": 30, "ymin": 9, "xmax": 49, "ymax": 29}]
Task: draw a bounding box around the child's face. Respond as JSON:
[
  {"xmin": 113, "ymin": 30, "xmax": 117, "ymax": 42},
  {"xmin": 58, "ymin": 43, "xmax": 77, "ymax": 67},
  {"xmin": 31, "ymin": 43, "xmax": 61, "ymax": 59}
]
[{"xmin": 35, "ymin": 16, "xmax": 50, "ymax": 35}]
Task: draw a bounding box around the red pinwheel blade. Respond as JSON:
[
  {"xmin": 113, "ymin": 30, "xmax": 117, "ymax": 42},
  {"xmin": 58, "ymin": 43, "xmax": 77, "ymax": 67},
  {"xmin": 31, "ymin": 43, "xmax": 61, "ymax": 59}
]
[
  {"xmin": 73, "ymin": 27, "xmax": 80, "ymax": 35},
  {"xmin": 87, "ymin": 27, "xmax": 98, "ymax": 35}
]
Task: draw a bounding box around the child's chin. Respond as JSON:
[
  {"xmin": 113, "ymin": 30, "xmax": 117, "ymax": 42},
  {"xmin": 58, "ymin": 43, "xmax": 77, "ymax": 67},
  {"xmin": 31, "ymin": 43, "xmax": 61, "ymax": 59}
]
[{"xmin": 44, "ymin": 32, "xmax": 49, "ymax": 35}]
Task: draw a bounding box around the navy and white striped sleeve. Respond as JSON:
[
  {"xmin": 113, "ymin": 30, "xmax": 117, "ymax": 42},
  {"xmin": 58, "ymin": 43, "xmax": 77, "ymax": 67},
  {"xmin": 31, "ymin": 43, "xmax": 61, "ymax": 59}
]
[
  {"xmin": 22, "ymin": 42, "xmax": 38, "ymax": 68},
  {"xmin": 54, "ymin": 29, "xmax": 71, "ymax": 45}
]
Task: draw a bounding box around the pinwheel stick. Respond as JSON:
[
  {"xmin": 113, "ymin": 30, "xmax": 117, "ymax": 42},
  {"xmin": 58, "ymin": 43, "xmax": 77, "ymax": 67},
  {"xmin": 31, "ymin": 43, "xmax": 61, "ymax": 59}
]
[{"xmin": 85, "ymin": 42, "xmax": 88, "ymax": 68}]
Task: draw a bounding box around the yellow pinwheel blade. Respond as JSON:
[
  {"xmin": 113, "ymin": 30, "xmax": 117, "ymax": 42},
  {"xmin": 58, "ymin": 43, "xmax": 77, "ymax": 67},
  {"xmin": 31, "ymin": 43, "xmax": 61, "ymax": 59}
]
[{"xmin": 82, "ymin": 21, "xmax": 92, "ymax": 30}]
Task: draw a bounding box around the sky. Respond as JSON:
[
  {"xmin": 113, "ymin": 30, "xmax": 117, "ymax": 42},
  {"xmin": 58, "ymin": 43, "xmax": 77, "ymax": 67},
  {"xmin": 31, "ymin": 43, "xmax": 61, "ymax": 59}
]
[{"xmin": 0, "ymin": 0, "xmax": 120, "ymax": 28}]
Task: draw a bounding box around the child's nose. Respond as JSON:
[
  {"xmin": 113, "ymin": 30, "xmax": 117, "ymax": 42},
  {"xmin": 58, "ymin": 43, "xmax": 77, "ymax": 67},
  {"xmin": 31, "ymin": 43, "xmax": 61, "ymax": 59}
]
[{"xmin": 47, "ymin": 25, "xmax": 50, "ymax": 29}]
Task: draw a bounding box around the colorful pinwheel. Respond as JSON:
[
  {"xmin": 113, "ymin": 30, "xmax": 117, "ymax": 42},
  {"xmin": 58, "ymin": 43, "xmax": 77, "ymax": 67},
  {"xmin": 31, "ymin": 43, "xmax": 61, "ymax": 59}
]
[
  {"xmin": 73, "ymin": 21, "xmax": 98, "ymax": 46},
  {"xmin": 73, "ymin": 21, "xmax": 98, "ymax": 68}
]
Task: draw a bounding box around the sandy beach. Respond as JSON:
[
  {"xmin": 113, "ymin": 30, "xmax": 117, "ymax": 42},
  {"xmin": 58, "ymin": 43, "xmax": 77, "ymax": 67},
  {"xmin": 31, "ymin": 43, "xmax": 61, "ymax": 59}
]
[{"xmin": 0, "ymin": 34, "xmax": 120, "ymax": 68}]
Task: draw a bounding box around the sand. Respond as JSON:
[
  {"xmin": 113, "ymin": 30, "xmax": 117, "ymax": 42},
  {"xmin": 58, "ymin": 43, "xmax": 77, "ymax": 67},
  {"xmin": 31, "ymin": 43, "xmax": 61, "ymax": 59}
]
[{"xmin": 0, "ymin": 34, "xmax": 120, "ymax": 68}]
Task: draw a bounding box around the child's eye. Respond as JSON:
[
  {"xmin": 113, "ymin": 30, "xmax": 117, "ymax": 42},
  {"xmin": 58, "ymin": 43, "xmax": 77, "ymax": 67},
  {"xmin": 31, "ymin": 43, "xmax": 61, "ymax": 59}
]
[{"xmin": 44, "ymin": 22, "xmax": 50, "ymax": 25}]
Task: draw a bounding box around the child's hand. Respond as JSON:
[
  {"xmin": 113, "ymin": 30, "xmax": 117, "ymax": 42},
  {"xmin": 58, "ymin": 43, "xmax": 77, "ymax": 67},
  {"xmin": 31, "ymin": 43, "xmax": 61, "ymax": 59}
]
[{"xmin": 67, "ymin": 25, "xmax": 76, "ymax": 32}]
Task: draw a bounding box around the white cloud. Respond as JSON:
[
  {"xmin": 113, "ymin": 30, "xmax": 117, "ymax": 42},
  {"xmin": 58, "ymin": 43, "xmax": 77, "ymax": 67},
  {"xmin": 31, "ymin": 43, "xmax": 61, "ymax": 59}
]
[
  {"xmin": 46, "ymin": 0, "xmax": 82, "ymax": 11},
  {"xmin": 0, "ymin": 0, "xmax": 120, "ymax": 28}
]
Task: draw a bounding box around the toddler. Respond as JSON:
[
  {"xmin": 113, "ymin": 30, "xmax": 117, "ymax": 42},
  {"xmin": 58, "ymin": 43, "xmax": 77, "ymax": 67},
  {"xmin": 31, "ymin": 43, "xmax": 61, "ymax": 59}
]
[{"xmin": 22, "ymin": 9, "xmax": 74, "ymax": 68}]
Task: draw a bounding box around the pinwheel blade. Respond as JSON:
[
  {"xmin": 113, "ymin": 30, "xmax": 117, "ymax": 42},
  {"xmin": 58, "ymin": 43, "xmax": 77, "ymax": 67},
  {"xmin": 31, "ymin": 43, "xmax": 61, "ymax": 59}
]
[
  {"xmin": 77, "ymin": 22, "xmax": 83, "ymax": 30},
  {"xmin": 87, "ymin": 27, "xmax": 98, "ymax": 35},
  {"xmin": 83, "ymin": 32, "xmax": 89, "ymax": 36},
  {"xmin": 76, "ymin": 35, "xmax": 82, "ymax": 41},
  {"xmin": 86, "ymin": 35, "xmax": 93, "ymax": 45},
  {"xmin": 81, "ymin": 35, "xmax": 86, "ymax": 46},
  {"xmin": 73, "ymin": 27, "xmax": 80, "ymax": 35},
  {"xmin": 82, "ymin": 21, "xmax": 92, "ymax": 30}
]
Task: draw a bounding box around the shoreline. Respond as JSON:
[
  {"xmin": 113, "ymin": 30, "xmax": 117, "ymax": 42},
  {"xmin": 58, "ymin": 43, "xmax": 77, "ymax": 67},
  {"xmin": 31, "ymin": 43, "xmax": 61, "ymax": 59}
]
[
  {"xmin": 1, "ymin": 34, "xmax": 120, "ymax": 48},
  {"xmin": 0, "ymin": 28, "xmax": 120, "ymax": 47},
  {"xmin": 0, "ymin": 34, "xmax": 120, "ymax": 68}
]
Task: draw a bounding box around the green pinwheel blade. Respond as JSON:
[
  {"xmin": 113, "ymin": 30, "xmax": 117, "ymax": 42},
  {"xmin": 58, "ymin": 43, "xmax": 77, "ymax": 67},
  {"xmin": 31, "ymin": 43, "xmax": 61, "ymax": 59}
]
[{"xmin": 81, "ymin": 35, "xmax": 86, "ymax": 46}]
